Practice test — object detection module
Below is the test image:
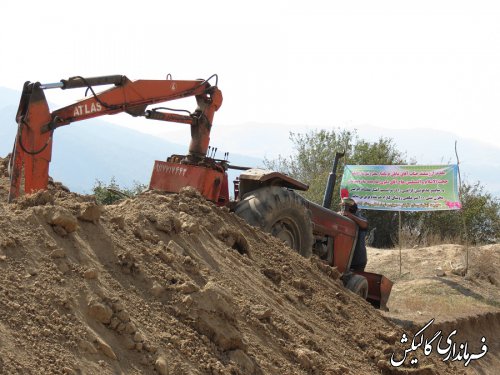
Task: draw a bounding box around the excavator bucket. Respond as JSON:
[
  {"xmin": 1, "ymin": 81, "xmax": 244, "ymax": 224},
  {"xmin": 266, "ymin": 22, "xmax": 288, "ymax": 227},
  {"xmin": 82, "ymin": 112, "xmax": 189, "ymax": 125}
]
[
  {"xmin": 9, "ymin": 82, "xmax": 53, "ymax": 202},
  {"xmin": 354, "ymin": 270, "xmax": 393, "ymax": 310},
  {"xmin": 149, "ymin": 160, "xmax": 226, "ymax": 202}
]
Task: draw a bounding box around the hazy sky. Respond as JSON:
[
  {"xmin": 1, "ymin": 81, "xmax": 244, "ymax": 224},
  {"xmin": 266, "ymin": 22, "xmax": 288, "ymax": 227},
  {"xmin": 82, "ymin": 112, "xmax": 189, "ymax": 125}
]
[{"xmin": 1, "ymin": 1, "xmax": 500, "ymax": 152}]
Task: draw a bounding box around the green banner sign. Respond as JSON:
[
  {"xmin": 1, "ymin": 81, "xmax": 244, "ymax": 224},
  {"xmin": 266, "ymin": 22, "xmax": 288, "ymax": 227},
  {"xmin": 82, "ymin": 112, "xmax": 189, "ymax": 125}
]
[{"xmin": 340, "ymin": 165, "xmax": 461, "ymax": 211}]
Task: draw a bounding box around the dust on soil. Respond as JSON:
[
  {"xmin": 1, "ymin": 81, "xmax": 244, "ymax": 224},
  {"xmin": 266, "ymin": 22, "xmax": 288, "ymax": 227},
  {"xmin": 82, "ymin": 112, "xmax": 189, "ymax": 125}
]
[
  {"xmin": 367, "ymin": 243, "xmax": 500, "ymax": 374},
  {"xmin": 0, "ymin": 155, "xmax": 478, "ymax": 374}
]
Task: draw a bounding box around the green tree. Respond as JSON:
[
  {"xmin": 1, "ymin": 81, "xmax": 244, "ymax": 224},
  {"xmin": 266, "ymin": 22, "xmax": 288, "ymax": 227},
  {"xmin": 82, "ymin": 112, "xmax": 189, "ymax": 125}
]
[
  {"xmin": 418, "ymin": 181, "xmax": 500, "ymax": 245},
  {"xmin": 264, "ymin": 129, "xmax": 357, "ymax": 205},
  {"xmin": 265, "ymin": 128, "xmax": 500, "ymax": 247},
  {"xmin": 265, "ymin": 129, "xmax": 407, "ymax": 247},
  {"xmin": 92, "ymin": 177, "xmax": 147, "ymax": 205},
  {"xmin": 461, "ymin": 182, "xmax": 500, "ymax": 244}
]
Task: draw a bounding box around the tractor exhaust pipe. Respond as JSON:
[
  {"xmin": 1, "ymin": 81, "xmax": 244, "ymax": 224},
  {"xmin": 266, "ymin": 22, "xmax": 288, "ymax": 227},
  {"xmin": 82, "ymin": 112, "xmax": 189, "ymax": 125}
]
[{"xmin": 322, "ymin": 151, "xmax": 345, "ymax": 210}]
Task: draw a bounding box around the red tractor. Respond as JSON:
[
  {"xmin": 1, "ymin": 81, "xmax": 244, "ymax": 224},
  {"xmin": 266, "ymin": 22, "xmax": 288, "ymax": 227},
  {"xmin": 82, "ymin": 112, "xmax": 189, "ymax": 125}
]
[{"xmin": 8, "ymin": 74, "xmax": 392, "ymax": 309}]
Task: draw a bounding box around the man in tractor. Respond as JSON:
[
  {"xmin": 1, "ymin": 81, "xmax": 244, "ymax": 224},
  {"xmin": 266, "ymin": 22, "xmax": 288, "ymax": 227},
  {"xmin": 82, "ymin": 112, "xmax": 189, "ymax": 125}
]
[{"xmin": 340, "ymin": 198, "xmax": 369, "ymax": 271}]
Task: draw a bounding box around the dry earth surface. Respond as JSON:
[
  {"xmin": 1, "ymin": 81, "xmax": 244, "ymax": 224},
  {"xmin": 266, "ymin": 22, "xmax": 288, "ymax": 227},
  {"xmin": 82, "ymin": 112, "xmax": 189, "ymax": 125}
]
[
  {"xmin": 367, "ymin": 243, "xmax": 500, "ymax": 375},
  {"xmin": 0, "ymin": 155, "xmax": 494, "ymax": 374}
]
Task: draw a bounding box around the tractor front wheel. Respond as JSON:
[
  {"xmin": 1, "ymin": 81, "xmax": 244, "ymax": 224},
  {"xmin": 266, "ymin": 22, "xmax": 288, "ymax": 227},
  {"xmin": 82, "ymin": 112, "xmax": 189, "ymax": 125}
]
[
  {"xmin": 345, "ymin": 274, "xmax": 369, "ymax": 300},
  {"xmin": 234, "ymin": 186, "xmax": 314, "ymax": 257}
]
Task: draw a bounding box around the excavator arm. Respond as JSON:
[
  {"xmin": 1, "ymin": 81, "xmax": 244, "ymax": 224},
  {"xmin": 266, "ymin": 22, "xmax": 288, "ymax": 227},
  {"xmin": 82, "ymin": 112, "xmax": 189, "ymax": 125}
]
[{"xmin": 8, "ymin": 74, "xmax": 223, "ymax": 202}]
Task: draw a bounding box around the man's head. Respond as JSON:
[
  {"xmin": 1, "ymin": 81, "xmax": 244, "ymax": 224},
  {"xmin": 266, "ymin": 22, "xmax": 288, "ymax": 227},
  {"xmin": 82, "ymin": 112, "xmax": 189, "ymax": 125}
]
[{"xmin": 341, "ymin": 197, "xmax": 358, "ymax": 213}]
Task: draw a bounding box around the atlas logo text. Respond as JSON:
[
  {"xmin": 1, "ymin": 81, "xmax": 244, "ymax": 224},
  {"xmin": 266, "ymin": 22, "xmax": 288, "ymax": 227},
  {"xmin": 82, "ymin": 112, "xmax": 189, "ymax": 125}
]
[{"xmin": 73, "ymin": 102, "xmax": 102, "ymax": 117}]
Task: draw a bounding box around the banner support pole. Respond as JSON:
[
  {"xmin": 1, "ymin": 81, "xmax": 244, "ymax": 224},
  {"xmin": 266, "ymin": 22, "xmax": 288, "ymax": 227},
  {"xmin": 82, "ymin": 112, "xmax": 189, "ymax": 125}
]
[
  {"xmin": 399, "ymin": 210, "xmax": 402, "ymax": 277},
  {"xmin": 455, "ymin": 141, "xmax": 468, "ymax": 275}
]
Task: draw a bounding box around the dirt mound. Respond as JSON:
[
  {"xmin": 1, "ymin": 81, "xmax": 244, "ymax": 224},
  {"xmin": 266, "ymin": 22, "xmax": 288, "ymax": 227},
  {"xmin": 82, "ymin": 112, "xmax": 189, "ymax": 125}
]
[
  {"xmin": 390, "ymin": 311, "xmax": 500, "ymax": 374},
  {"xmin": 0, "ymin": 155, "xmax": 10, "ymax": 202},
  {"xmin": 0, "ymin": 156, "xmax": 463, "ymax": 374},
  {"xmin": 368, "ymin": 244, "xmax": 500, "ymax": 374},
  {"xmin": 367, "ymin": 244, "xmax": 500, "ymax": 320},
  {"xmin": 467, "ymin": 244, "xmax": 500, "ymax": 287},
  {"xmin": 432, "ymin": 312, "xmax": 500, "ymax": 372},
  {"xmin": 0, "ymin": 154, "xmax": 71, "ymax": 204}
]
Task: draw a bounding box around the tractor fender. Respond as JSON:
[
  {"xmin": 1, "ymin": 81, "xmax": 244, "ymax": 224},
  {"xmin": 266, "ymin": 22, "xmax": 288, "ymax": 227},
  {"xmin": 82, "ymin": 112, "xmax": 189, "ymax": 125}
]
[{"xmin": 238, "ymin": 168, "xmax": 308, "ymax": 199}]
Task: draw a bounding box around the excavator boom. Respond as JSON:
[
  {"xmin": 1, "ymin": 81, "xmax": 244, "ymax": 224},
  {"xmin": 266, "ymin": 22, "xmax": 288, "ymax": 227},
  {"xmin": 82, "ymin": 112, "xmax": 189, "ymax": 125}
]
[{"xmin": 8, "ymin": 75, "xmax": 222, "ymax": 202}]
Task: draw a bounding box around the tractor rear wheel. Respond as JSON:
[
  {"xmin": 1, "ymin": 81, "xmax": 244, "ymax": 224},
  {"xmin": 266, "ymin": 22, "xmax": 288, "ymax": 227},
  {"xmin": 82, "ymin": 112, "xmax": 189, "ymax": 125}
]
[
  {"xmin": 234, "ymin": 186, "xmax": 314, "ymax": 257},
  {"xmin": 345, "ymin": 274, "xmax": 369, "ymax": 300}
]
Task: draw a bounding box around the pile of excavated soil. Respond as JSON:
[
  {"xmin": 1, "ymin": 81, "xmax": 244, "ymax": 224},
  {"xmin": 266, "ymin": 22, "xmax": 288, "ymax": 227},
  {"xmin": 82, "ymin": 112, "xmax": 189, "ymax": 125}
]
[{"xmin": 0, "ymin": 156, "xmax": 464, "ymax": 375}]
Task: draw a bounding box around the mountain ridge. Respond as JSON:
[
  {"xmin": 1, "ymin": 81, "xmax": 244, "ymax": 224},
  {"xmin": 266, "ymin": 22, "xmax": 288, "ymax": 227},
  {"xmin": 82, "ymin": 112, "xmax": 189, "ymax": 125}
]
[{"xmin": 1, "ymin": 87, "xmax": 498, "ymax": 197}]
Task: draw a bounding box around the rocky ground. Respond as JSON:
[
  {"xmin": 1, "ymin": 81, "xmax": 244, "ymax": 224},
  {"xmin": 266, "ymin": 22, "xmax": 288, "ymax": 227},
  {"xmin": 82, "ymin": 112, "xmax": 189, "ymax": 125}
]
[{"xmin": 0, "ymin": 155, "xmax": 489, "ymax": 374}]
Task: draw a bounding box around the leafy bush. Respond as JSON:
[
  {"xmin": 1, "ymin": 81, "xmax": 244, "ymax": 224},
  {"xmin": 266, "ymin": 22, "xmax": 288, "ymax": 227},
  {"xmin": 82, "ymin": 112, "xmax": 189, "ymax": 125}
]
[
  {"xmin": 92, "ymin": 178, "xmax": 147, "ymax": 205},
  {"xmin": 417, "ymin": 182, "xmax": 500, "ymax": 245}
]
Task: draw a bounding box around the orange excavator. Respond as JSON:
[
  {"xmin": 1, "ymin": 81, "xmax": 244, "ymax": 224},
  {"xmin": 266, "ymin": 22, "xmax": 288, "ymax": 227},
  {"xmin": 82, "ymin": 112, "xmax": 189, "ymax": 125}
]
[{"xmin": 8, "ymin": 74, "xmax": 392, "ymax": 309}]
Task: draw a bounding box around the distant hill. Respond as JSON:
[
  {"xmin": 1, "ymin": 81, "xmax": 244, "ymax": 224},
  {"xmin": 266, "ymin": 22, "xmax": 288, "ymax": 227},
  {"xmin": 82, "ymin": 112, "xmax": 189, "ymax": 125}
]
[
  {"xmin": 351, "ymin": 124, "xmax": 500, "ymax": 197},
  {"xmin": 2, "ymin": 86, "xmax": 499, "ymax": 197},
  {"xmin": 212, "ymin": 122, "xmax": 500, "ymax": 198}
]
